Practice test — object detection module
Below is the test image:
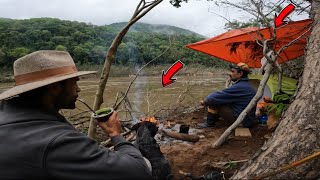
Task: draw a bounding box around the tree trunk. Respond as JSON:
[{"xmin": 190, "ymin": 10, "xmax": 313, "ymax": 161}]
[
  {"xmin": 87, "ymin": 0, "xmax": 162, "ymax": 138},
  {"xmin": 232, "ymin": 1, "xmax": 320, "ymax": 179},
  {"xmin": 87, "ymin": 24, "xmax": 132, "ymax": 139}
]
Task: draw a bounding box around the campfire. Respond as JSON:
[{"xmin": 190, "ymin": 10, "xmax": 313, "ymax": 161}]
[
  {"xmin": 144, "ymin": 116, "xmax": 159, "ymax": 125},
  {"xmin": 135, "ymin": 116, "xmax": 172, "ymax": 179}
]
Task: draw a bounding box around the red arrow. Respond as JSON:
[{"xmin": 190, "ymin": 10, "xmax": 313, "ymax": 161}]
[
  {"xmin": 274, "ymin": 4, "xmax": 295, "ymax": 28},
  {"xmin": 162, "ymin": 60, "xmax": 184, "ymax": 87}
]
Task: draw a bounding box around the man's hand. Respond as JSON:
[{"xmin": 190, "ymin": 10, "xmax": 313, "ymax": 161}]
[
  {"xmin": 200, "ymin": 99, "xmax": 207, "ymax": 106},
  {"xmin": 97, "ymin": 111, "xmax": 121, "ymax": 137},
  {"xmin": 255, "ymin": 109, "xmax": 261, "ymax": 117}
]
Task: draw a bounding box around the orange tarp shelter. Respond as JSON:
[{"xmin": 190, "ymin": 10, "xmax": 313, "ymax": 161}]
[{"xmin": 186, "ymin": 19, "xmax": 312, "ymax": 68}]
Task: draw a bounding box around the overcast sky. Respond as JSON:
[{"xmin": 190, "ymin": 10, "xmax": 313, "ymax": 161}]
[{"xmin": 0, "ymin": 0, "xmax": 310, "ymax": 37}]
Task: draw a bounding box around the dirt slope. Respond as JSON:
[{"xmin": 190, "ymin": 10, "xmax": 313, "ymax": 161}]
[{"xmin": 160, "ymin": 108, "xmax": 271, "ymax": 179}]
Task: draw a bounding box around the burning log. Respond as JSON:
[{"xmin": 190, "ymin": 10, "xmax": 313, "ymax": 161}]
[
  {"xmin": 144, "ymin": 116, "xmax": 159, "ymax": 125},
  {"xmin": 161, "ymin": 129, "xmax": 200, "ymax": 143},
  {"xmin": 134, "ymin": 121, "xmax": 172, "ymax": 180}
]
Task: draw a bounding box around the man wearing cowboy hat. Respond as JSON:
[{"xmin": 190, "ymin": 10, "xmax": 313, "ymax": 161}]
[
  {"xmin": 0, "ymin": 50, "xmax": 152, "ymax": 179},
  {"xmin": 199, "ymin": 62, "xmax": 256, "ymax": 128}
]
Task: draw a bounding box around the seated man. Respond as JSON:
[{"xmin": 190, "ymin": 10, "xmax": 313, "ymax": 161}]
[{"xmin": 199, "ymin": 62, "xmax": 256, "ymax": 128}]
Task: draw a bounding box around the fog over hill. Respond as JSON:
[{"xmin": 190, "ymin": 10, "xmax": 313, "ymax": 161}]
[
  {"xmin": 108, "ymin": 22, "xmax": 204, "ymax": 37},
  {"xmin": 0, "ymin": 18, "xmax": 225, "ymax": 68}
]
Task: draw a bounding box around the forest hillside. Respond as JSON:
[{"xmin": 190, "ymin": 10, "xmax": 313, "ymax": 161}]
[{"xmin": 0, "ymin": 18, "xmax": 226, "ymax": 68}]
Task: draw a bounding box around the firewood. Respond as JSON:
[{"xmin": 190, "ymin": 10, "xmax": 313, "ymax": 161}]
[{"xmin": 161, "ymin": 129, "xmax": 200, "ymax": 143}]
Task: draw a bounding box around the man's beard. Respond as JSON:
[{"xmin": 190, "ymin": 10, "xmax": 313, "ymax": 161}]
[
  {"xmin": 230, "ymin": 75, "xmax": 238, "ymax": 82},
  {"xmin": 55, "ymin": 93, "xmax": 77, "ymax": 110},
  {"xmin": 65, "ymin": 98, "xmax": 77, "ymax": 109},
  {"xmin": 231, "ymin": 78, "xmax": 238, "ymax": 82}
]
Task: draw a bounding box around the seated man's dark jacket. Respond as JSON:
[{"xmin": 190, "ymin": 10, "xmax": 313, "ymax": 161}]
[
  {"xmin": 205, "ymin": 77, "xmax": 256, "ymax": 127},
  {"xmin": 0, "ymin": 98, "xmax": 152, "ymax": 180}
]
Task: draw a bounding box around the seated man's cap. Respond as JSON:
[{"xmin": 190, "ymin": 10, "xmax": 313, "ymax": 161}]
[{"xmin": 229, "ymin": 62, "xmax": 251, "ymax": 73}]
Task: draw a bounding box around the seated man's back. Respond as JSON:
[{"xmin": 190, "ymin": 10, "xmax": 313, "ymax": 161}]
[{"xmin": 0, "ymin": 97, "xmax": 151, "ymax": 180}]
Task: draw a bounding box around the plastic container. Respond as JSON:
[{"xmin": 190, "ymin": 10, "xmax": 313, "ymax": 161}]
[
  {"xmin": 179, "ymin": 124, "xmax": 190, "ymax": 134},
  {"xmin": 92, "ymin": 107, "xmax": 114, "ymax": 122},
  {"xmin": 259, "ymin": 114, "xmax": 268, "ymax": 125}
]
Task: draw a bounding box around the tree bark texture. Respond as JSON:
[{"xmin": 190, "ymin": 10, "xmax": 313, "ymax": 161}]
[
  {"xmin": 88, "ymin": 24, "xmax": 132, "ymax": 139},
  {"xmin": 232, "ymin": 1, "xmax": 320, "ymax": 179}
]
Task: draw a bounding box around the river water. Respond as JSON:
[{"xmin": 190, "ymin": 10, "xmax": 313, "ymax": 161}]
[{"xmin": 0, "ymin": 73, "xmax": 227, "ymax": 120}]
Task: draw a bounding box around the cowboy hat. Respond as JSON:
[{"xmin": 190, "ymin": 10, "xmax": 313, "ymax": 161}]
[{"xmin": 0, "ymin": 50, "xmax": 96, "ymax": 100}]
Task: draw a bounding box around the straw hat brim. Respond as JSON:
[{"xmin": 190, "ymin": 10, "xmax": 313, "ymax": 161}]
[{"xmin": 0, "ymin": 71, "xmax": 96, "ymax": 101}]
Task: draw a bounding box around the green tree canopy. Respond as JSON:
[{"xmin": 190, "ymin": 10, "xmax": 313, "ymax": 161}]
[
  {"xmin": 0, "ymin": 17, "xmax": 227, "ymax": 68},
  {"xmin": 55, "ymin": 45, "xmax": 67, "ymax": 51}
]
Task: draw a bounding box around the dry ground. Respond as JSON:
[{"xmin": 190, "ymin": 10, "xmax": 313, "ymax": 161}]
[
  {"xmin": 160, "ymin": 108, "xmax": 271, "ymax": 179},
  {"xmin": 71, "ymin": 107, "xmax": 271, "ymax": 179}
]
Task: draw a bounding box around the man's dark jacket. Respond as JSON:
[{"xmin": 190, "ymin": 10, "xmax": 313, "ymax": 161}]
[
  {"xmin": 0, "ymin": 98, "xmax": 152, "ymax": 180},
  {"xmin": 205, "ymin": 77, "xmax": 256, "ymax": 127}
]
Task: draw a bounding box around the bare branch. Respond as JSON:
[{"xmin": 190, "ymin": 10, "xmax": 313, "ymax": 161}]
[
  {"xmin": 221, "ymin": 1, "xmax": 259, "ymax": 18},
  {"xmin": 297, "ymin": 4, "xmax": 311, "ymax": 15},
  {"xmin": 208, "ymin": 8, "xmax": 232, "ymax": 25},
  {"xmin": 265, "ymin": 0, "xmax": 286, "ymax": 17},
  {"xmin": 208, "ymin": 8, "xmax": 263, "ymax": 47},
  {"xmin": 88, "ymin": 0, "xmax": 163, "ymax": 138},
  {"xmin": 250, "ymin": 0, "xmax": 273, "ymax": 36},
  {"xmin": 176, "ymin": 81, "xmax": 196, "ymax": 104},
  {"xmin": 275, "ymin": 24, "xmax": 313, "ymax": 60},
  {"xmin": 131, "ymin": 0, "xmax": 163, "ymax": 23},
  {"xmin": 132, "ymin": 0, "xmax": 156, "ymax": 19},
  {"xmin": 132, "ymin": 0, "xmax": 145, "ymax": 18},
  {"xmin": 289, "ymin": 0, "xmax": 311, "ymax": 15},
  {"xmin": 100, "ymin": 129, "xmax": 133, "ymax": 147},
  {"xmin": 123, "ymin": 102, "xmax": 134, "ymax": 121},
  {"xmin": 67, "ymin": 110, "xmax": 91, "ymax": 119}
]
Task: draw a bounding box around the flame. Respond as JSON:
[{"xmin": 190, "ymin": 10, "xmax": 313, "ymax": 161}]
[{"xmin": 144, "ymin": 116, "xmax": 159, "ymax": 125}]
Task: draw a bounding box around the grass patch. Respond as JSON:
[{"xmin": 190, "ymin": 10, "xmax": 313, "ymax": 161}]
[{"xmin": 0, "ymin": 67, "xmax": 14, "ymax": 83}]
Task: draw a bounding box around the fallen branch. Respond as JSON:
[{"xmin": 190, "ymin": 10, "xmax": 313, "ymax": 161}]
[
  {"xmin": 212, "ymin": 159, "xmax": 249, "ymax": 166},
  {"xmin": 161, "ymin": 129, "xmax": 200, "ymax": 143},
  {"xmin": 112, "ymin": 92, "xmax": 120, "ymax": 108},
  {"xmin": 153, "ymin": 108, "xmax": 177, "ymax": 117},
  {"xmin": 100, "ymin": 139, "xmax": 112, "ymax": 147},
  {"xmin": 67, "ymin": 110, "xmax": 90, "ymax": 120},
  {"xmin": 71, "ymin": 118, "xmax": 90, "ymax": 126},
  {"xmin": 202, "ymin": 159, "xmax": 249, "ymax": 168},
  {"xmin": 107, "ymin": 133, "xmax": 136, "ymax": 151},
  {"xmin": 126, "ymin": 133, "xmax": 136, "ymax": 142},
  {"xmin": 100, "ymin": 130, "xmax": 134, "ymax": 147}
]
